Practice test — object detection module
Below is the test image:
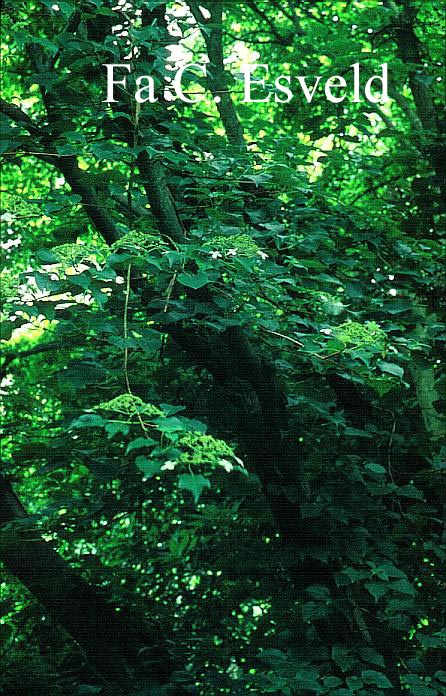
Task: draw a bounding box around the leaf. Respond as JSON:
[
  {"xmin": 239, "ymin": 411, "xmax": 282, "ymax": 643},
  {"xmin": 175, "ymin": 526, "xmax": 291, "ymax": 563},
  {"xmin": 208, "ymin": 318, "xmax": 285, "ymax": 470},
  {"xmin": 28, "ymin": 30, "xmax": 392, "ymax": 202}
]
[
  {"xmin": 242, "ymin": 172, "xmax": 272, "ymax": 187},
  {"xmin": 177, "ymin": 271, "xmax": 210, "ymax": 289},
  {"xmin": 34, "ymin": 271, "xmax": 62, "ymax": 293},
  {"xmin": 291, "ymin": 672, "xmax": 322, "ymax": 692},
  {"xmin": 97, "ymin": 6, "xmax": 116, "ymax": 15},
  {"xmin": 154, "ymin": 416, "xmax": 186, "ymax": 435},
  {"xmin": 0, "ymin": 136, "xmax": 21, "ymax": 155},
  {"xmin": 302, "ymin": 601, "xmax": 329, "ymax": 622},
  {"xmin": 159, "ymin": 403, "xmax": 186, "ymax": 416},
  {"xmin": 417, "ymin": 634, "xmax": 445, "ymax": 649},
  {"xmin": 258, "ymin": 648, "xmax": 287, "ymax": 664},
  {"xmin": 177, "ymin": 417, "xmax": 207, "ymax": 433},
  {"xmin": 410, "ymin": 688, "xmax": 438, "ymax": 696},
  {"xmin": 358, "ymin": 647, "xmax": 385, "ymax": 668},
  {"xmin": 404, "ymin": 659, "xmax": 426, "ymax": 675},
  {"xmin": 365, "ymin": 582, "xmax": 388, "ymax": 602},
  {"xmin": 332, "ymin": 646, "xmax": 357, "ymax": 672},
  {"xmin": 178, "ymin": 474, "xmax": 210, "ymax": 503},
  {"xmin": 105, "ymin": 421, "xmax": 130, "ymax": 438},
  {"xmin": 345, "ymin": 427, "xmax": 373, "ymax": 438},
  {"xmin": 26, "ymin": 34, "xmax": 58, "ymax": 52},
  {"xmin": 71, "ymin": 414, "xmax": 105, "ymax": 429},
  {"xmin": 300, "ymin": 501, "xmax": 324, "ymax": 519},
  {"xmin": 374, "ymin": 563, "xmax": 406, "ymax": 580},
  {"xmin": 377, "ymin": 361, "xmax": 404, "ymax": 379},
  {"xmin": 306, "ymin": 584, "xmax": 331, "ymax": 600},
  {"xmin": 365, "ymin": 462, "xmax": 387, "ymax": 475},
  {"xmin": 346, "ymin": 676, "xmax": 363, "ymax": 691},
  {"xmin": 126, "ymin": 438, "xmax": 156, "ymax": 454},
  {"xmin": 36, "ymin": 249, "xmax": 62, "ymax": 264},
  {"xmin": 387, "ymin": 299, "xmax": 413, "ymax": 314},
  {"xmin": 69, "ymin": 273, "xmax": 91, "ymax": 290},
  {"xmin": 135, "ymin": 457, "xmax": 162, "ymax": 478},
  {"xmin": 361, "ymin": 670, "xmax": 393, "ymax": 688},
  {"xmin": 365, "ymin": 482, "xmax": 396, "ymax": 496},
  {"xmin": 390, "ymin": 579, "xmax": 417, "ymax": 595},
  {"xmin": 83, "ymin": 457, "xmax": 117, "ymax": 479},
  {"xmin": 58, "ymin": 361, "xmax": 106, "ymax": 390},
  {"xmin": 323, "ymin": 677, "xmax": 343, "ymax": 688},
  {"xmin": 0, "ymin": 320, "xmax": 15, "ymax": 341},
  {"xmin": 397, "ymin": 484, "xmax": 424, "ymax": 500}
]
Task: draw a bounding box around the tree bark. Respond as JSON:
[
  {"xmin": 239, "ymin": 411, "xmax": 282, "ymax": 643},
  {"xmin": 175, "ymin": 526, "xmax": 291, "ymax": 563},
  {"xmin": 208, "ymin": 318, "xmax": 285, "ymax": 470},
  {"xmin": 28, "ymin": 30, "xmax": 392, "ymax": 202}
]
[
  {"xmin": 388, "ymin": 0, "xmax": 445, "ymax": 201},
  {"xmin": 189, "ymin": 2, "xmax": 246, "ymax": 148},
  {"xmin": 0, "ymin": 475, "xmax": 175, "ymax": 694}
]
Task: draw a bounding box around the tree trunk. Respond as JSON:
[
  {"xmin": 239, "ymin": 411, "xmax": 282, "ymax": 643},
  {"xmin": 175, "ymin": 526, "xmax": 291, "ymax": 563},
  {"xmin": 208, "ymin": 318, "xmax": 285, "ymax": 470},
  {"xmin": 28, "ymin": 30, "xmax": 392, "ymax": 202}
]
[{"xmin": 0, "ymin": 475, "xmax": 174, "ymax": 694}]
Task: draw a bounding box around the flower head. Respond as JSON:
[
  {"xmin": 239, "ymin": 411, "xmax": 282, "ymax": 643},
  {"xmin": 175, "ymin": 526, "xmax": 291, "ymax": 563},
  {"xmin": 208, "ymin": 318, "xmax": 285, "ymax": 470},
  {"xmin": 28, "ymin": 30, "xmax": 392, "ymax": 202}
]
[{"xmin": 161, "ymin": 460, "xmax": 177, "ymax": 471}]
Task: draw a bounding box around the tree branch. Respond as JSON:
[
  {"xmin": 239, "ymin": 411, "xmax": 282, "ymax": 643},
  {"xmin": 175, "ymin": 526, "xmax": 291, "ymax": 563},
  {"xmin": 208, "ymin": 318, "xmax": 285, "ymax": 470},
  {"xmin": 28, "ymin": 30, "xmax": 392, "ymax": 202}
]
[
  {"xmin": 189, "ymin": 1, "xmax": 246, "ymax": 148},
  {"xmin": 1, "ymin": 340, "xmax": 83, "ymax": 380},
  {"xmin": 387, "ymin": 0, "xmax": 438, "ymax": 134},
  {"xmin": 244, "ymin": 0, "xmax": 295, "ymax": 45},
  {"xmin": 0, "ymin": 99, "xmax": 121, "ymax": 245},
  {"xmin": 0, "ymin": 98, "xmax": 42, "ymax": 134},
  {"xmin": 136, "ymin": 154, "xmax": 187, "ymax": 243},
  {"xmin": 388, "ymin": 83, "xmax": 423, "ymax": 132},
  {"xmin": 7, "ymin": 11, "xmax": 308, "ymax": 588},
  {"xmin": 0, "ymin": 473, "xmax": 177, "ymax": 692},
  {"xmin": 272, "ymin": 0, "xmax": 306, "ymax": 35},
  {"xmin": 386, "ymin": 0, "xmax": 445, "ymax": 206}
]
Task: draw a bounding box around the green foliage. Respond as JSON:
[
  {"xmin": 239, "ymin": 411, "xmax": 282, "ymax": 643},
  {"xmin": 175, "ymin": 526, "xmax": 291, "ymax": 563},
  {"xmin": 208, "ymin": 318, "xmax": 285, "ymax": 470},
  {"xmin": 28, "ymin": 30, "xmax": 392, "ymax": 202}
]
[
  {"xmin": 110, "ymin": 230, "xmax": 164, "ymax": 252},
  {"xmin": 94, "ymin": 394, "xmax": 163, "ymax": 417},
  {"xmin": 204, "ymin": 233, "xmax": 264, "ymax": 258},
  {"xmin": 335, "ymin": 321, "xmax": 387, "ymax": 349},
  {"xmin": 176, "ymin": 432, "xmax": 238, "ymax": 467},
  {"xmin": 0, "ymin": 0, "xmax": 444, "ymax": 695},
  {"xmin": 51, "ymin": 243, "xmax": 106, "ymax": 268}
]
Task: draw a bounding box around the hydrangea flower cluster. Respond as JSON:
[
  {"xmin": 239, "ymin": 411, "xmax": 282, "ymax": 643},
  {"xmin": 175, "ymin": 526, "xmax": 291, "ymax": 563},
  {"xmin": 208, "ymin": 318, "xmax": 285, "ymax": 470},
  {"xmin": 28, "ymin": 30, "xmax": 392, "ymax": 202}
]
[
  {"xmin": 0, "ymin": 193, "xmax": 41, "ymax": 226},
  {"xmin": 205, "ymin": 234, "xmax": 268, "ymax": 261},
  {"xmin": 334, "ymin": 320, "xmax": 387, "ymax": 349},
  {"xmin": 94, "ymin": 394, "xmax": 163, "ymax": 417},
  {"xmin": 161, "ymin": 432, "xmax": 244, "ymax": 474},
  {"xmin": 51, "ymin": 243, "xmax": 105, "ymax": 268},
  {"xmin": 110, "ymin": 230, "xmax": 164, "ymax": 252}
]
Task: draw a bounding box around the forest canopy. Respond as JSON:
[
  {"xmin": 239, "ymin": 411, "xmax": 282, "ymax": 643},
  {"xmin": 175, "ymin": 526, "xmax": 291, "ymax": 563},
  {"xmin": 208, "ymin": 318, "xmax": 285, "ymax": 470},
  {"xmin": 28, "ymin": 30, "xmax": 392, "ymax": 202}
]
[{"xmin": 0, "ymin": 1, "xmax": 445, "ymax": 695}]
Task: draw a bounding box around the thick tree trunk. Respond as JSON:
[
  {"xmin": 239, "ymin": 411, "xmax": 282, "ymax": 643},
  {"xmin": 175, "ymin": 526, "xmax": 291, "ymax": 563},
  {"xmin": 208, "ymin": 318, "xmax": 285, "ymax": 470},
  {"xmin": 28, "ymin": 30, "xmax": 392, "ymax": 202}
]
[
  {"xmin": 389, "ymin": 0, "xmax": 445, "ymax": 202},
  {"xmin": 0, "ymin": 475, "xmax": 174, "ymax": 694},
  {"xmin": 169, "ymin": 326, "xmax": 332, "ymax": 584}
]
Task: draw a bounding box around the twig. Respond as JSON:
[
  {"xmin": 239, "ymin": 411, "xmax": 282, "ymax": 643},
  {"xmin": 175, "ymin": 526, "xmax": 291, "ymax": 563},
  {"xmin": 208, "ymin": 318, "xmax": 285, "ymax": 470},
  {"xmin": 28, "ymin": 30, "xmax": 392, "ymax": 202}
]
[
  {"xmin": 123, "ymin": 264, "xmax": 149, "ymax": 435},
  {"xmin": 260, "ymin": 328, "xmax": 304, "ymax": 348}
]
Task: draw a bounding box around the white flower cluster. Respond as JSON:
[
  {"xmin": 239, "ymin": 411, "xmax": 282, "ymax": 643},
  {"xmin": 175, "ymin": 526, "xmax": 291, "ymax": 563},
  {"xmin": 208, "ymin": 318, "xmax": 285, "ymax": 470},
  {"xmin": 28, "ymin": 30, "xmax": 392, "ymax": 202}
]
[
  {"xmin": 161, "ymin": 460, "xmax": 177, "ymax": 471},
  {"xmin": 160, "ymin": 456, "xmax": 243, "ymax": 473},
  {"xmin": 209, "ymin": 249, "xmax": 268, "ymax": 260}
]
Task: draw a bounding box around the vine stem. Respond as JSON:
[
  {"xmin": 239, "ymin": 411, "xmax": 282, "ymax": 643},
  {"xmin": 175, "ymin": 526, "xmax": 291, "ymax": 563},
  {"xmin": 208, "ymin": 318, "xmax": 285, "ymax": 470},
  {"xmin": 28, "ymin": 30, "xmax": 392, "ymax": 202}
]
[
  {"xmin": 123, "ymin": 263, "xmax": 148, "ymax": 435},
  {"xmin": 123, "ymin": 263, "xmax": 132, "ymax": 396}
]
